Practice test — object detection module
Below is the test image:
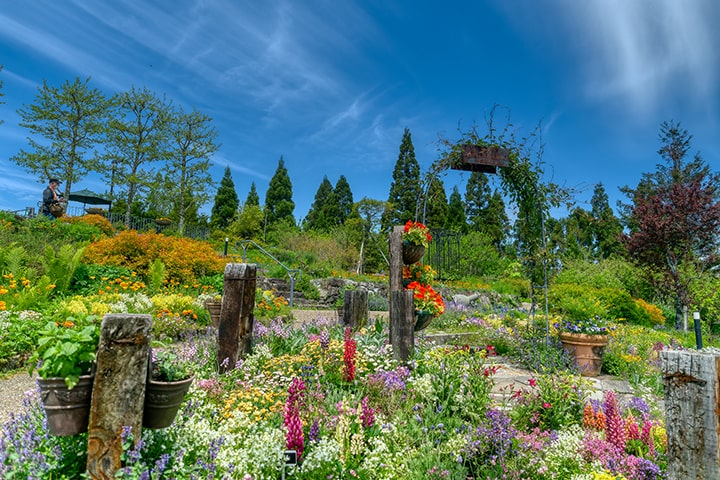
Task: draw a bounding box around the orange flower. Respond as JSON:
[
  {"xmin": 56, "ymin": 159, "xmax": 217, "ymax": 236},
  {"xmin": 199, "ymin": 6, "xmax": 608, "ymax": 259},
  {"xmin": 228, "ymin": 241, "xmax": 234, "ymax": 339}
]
[{"xmin": 406, "ymin": 281, "xmax": 445, "ymax": 316}]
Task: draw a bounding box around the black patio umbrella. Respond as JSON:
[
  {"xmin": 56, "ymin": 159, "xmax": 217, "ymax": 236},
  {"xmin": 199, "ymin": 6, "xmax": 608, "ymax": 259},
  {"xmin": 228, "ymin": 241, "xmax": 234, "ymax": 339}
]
[{"xmin": 68, "ymin": 189, "xmax": 111, "ymax": 209}]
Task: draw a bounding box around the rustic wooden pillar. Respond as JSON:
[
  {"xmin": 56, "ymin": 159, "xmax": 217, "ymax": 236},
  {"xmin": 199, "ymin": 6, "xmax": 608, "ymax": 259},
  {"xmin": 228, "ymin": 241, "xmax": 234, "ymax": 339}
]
[
  {"xmin": 388, "ymin": 226, "xmax": 404, "ymax": 345},
  {"xmin": 87, "ymin": 314, "xmax": 151, "ymax": 479},
  {"xmin": 343, "ymin": 288, "xmax": 368, "ymax": 331},
  {"xmin": 217, "ymin": 263, "xmax": 256, "ymax": 373},
  {"xmin": 390, "ymin": 290, "xmax": 414, "ymax": 362},
  {"xmin": 661, "ymin": 350, "xmax": 720, "ymax": 479}
]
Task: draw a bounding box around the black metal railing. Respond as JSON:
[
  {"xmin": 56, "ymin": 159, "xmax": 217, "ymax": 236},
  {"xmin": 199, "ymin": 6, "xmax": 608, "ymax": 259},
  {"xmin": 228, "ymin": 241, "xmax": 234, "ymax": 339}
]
[{"xmin": 236, "ymin": 239, "xmax": 301, "ymax": 306}]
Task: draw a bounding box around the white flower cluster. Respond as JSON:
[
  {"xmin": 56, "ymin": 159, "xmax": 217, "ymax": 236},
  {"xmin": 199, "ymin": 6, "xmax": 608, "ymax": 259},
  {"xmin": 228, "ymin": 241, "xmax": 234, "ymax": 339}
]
[
  {"xmin": 408, "ymin": 372, "xmax": 438, "ymax": 403},
  {"xmin": 541, "ymin": 424, "xmax": 586, "ymax": 476}
]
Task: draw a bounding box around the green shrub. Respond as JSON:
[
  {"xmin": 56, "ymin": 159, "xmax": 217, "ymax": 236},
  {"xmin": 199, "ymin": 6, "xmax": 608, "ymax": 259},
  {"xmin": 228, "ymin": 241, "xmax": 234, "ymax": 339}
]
[
  {"xmin": 597, "ymin": 287, "xmax": 653, "ymax": 326},
  {"xmin": 70, "ymin": 264, "xmax": 134, "ymax": 295},
  {"xmin": 548, "ymin": 283, "xmax": 609, "ymax": 320}
]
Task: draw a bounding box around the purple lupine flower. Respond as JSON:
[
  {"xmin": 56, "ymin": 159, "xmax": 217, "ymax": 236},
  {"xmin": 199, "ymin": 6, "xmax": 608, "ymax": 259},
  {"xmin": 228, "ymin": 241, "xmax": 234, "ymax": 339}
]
[
  {"xmin": 625, "ymin": 396, "xmax": 650, "ymax": 417},
  {"xmin": 320, "ymin": 330, "xmax": 330, "ymax": 350},
  {"xmin": 308, "ymin": 418, "xmax": 320, "ymax": 442}
]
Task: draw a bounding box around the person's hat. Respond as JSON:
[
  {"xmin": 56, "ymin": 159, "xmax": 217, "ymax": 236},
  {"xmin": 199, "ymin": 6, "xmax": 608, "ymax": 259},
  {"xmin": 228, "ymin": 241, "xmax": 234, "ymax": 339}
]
[{"xmin": 49, "ymin": 178, "xmax": 61, "ymax": 185}]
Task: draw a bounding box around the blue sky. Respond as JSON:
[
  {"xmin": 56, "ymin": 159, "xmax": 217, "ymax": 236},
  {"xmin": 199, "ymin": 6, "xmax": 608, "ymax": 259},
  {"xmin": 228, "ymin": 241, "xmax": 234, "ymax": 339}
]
[{"xmin": 1, "ymin": 0, "xmax": 718, "ymax": 221}]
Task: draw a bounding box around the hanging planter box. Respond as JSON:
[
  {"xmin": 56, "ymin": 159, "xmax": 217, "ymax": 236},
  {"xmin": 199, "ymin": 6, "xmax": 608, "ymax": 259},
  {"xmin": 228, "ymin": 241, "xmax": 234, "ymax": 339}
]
[{"xmin": 452, "ymin": 144, "xmax": 510, "ymax": 173}]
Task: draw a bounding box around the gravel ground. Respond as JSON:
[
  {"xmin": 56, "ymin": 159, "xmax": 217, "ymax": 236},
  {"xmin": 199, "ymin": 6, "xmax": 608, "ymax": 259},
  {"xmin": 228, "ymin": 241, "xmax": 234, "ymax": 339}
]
[{"xmin": 0, "ymin": 371, "xmax": 36, "ymax": 427}]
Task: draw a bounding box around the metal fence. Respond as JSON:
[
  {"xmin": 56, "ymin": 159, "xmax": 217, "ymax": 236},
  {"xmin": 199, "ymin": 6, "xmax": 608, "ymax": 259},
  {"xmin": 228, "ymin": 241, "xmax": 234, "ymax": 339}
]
[{"xmin": 6, "ymin": 204, "xmax": 209, "ymax": 240}]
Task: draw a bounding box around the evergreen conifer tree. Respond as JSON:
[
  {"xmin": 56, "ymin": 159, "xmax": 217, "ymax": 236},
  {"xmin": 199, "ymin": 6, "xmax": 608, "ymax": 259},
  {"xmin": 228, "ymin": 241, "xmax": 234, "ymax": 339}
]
[
  {"xmin": 590, "ymin": 183, "xmax": 622, "ymax": 259},
  {"xmin": 245, "ymin": 181, "xmax": 260, "ymax": 206},
  {"xmin": 444, "ymin": 185, "xmax": 467, "ymax": 233},
  {"xmin": 305, "ymin": 176, "xmax": 335, "ymax": 231},
  {"xmin": 424, "ymin": 176, "xmax": 448, "ymax": 231},
  {"xmin": 334, "ymin": 175, "xmax": 354, "ymax": 225},
  {"xmin": 382, "ymin": 128, "xmax": 421, "ymax": 230},
  {"xmin": 264, "ymin": 156, "xmax": 295, "ymax": 226},
  {"xmin": 210, "ymin": 166, "xmax": 239, "ymax": 230},
  {"xmin": 465, "ymin": 172, "xmax": 492, "ymax": 231}
]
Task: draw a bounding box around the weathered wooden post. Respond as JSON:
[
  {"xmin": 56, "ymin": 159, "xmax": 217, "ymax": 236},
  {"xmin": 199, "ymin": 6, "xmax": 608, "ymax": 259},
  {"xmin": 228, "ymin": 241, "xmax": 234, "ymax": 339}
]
[
  {"xmin": 343, "ymin": 288, "xmax": 368, "ymax": 331},
  {"xmin": 661, "ymin": 349, "xmax": 720, "ymax": 479},
  {"xmin": 87, "ymin": 314, "xmax": 152, "ymax": 479},
  {"xmin": 217, "ymin": 263, "xmax": 256, "ymax": 373},
  {"xmin": 390, "ymin": 290, "xmax": 414, "ymax": 362},
  {"xmin": 388, "ymin": 225, "xmax": 413, "ymax": 360}
]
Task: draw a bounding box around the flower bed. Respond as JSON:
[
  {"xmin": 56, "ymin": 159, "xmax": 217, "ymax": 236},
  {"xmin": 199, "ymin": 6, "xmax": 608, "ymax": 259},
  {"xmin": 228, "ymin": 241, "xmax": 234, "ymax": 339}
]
[{"xmin": 2, "ymin": 311, "xmax": 669, "ymax": 479}]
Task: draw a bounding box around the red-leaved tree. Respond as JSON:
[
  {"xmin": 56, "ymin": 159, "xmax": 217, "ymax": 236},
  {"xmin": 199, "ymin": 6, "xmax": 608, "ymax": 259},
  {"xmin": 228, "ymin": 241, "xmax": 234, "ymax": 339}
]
[
  {"xmin": 621, "ymin": 121, "xmax": 720, "ymax": 328},
  {"xmin": 622, "ymin": 173, "xmax": 720, "ymax": 328}
]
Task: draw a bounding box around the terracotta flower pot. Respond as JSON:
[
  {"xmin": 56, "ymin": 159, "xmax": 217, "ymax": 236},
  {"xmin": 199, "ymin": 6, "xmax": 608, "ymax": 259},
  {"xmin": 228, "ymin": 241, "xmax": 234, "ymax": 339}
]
[
  {"xmin": 38, "ymin": 374, "xmax": 94, "ymax": 436},
  {"xmin": 402, "ymin": 241, "xmax": 426, "ymax": 265},
  {"xmin": 558, "ymin": 332, "xmax": 609, "ymax": 377},
  {"xmin": 143, "ymin": 376, "xmax": 193, "ymax": 429}
]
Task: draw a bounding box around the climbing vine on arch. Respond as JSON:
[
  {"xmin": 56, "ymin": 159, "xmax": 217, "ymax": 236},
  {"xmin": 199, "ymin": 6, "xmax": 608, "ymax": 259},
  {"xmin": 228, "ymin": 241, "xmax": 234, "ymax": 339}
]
[{"xmin": 430, "ymin": 106, "xmax": 571, "ymax": 297}]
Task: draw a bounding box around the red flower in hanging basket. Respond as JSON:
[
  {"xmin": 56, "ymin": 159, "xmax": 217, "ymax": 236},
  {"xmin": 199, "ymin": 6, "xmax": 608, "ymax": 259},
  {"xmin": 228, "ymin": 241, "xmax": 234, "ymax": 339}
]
[{"xmin": 403, "ymin": 220, "xmax": 432, "ymax": 248}]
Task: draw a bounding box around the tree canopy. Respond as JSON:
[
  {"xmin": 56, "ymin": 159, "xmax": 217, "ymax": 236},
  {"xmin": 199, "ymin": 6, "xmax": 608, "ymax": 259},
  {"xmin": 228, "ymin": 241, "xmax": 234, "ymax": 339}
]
[
  {"xmin": 11, "ymin": 77, "xmax": 110, "ymax": 200},
  {"xmin": 382, "ymin": 127, "xmax": 421, "ymax": 230}
]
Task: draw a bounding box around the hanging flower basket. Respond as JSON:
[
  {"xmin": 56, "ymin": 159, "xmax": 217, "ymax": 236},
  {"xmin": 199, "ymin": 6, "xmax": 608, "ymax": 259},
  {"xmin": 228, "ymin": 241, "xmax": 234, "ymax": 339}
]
[
  {"xmin": 143, "ymin": 376, "xmax": 193, "ymax": 429},
  {"xmin": 204, "ymin": 300, "xmax": 222, "ymax": 328},
  {"xmin": 558, "ymin": 332, "xmax": 609, "ymax": 377},
  {"xmin": 38, "ymin": 374, "xmax": 94, "ymax": 436},
  {"xmin": 155, "ymin": 218, "xmax": 171, "ymax": 226},
  {"xmin": 414, "ymin": 310, "xmax": 434, "ymax": 332},
  {"xmin": 402, "ymin": 240, "xmax": 426, "ymax": 265}
]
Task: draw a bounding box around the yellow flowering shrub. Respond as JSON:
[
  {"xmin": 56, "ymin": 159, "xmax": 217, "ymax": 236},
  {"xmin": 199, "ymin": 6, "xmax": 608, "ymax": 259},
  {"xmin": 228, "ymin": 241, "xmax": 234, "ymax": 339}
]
[
  {"xmin": 82, "ymin": 230, "xmax": 226, "ymax": 284},
  {"xmin": 634, "ymin": 298, "xmax": 665, "ymax": 325}
]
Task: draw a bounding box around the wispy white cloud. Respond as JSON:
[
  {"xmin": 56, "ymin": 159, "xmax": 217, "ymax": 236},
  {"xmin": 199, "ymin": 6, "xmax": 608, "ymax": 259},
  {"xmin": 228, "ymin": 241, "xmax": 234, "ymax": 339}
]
[{"xmin": 561, "ymin": 0, "xmax": 719, "ymax": 117}]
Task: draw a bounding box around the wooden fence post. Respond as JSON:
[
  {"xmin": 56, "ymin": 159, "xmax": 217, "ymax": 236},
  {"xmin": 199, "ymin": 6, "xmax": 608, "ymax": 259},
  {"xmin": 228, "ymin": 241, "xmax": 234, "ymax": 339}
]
[
  {"xmin": 661, "ymin": 349, "xmax": 720, "ymax": 479},
  {"xmin": 388, "ymin": 226, "xmax": 404, "ymax": 345},
  {"xmin": 87, "ymin": 314, "xmax": 151, "ymax": 479},
  {"xmin": 217, "ymin": 263, "xmax": 256, "ymax": 373},
  {"xmin": 343, "ymin": 288, "xmax": 368, "ymax": 331},
  {"xmin": 390, "ymin": 290, "xmax": 414, "ymax": 362}
]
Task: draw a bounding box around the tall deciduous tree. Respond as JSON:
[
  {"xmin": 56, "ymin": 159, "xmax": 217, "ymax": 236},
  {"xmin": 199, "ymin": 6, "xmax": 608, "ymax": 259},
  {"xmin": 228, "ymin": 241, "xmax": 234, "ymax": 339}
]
[
  {"xmin": 166, "ymin": 107, "xmax": 218, "ymax": 233},
  {"xmin": 382, "ymin": 128, "xmax": 421, "ymax": 230},
  {"xmin": 11, "ymin": 77, "xmax": 109, "ymax": 199},
  {"xmin": 104, "ymin": 86, "xmax": 171, "ymax": 227},
  {"xmin": 622, "ymin": 120, "xmax": 720, "ymax": 328},
  {"xmin": 210, "ymin": 166, "xmax": 239, "ymax": 230},
  {"xmin": 264, "ymin": 156, "xmax": 295, "ymax": 226}
]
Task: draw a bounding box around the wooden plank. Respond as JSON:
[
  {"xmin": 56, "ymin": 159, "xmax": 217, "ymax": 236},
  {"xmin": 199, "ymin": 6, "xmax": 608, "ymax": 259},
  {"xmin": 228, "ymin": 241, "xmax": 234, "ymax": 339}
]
[
  {"xmin": 217, "ymin": 263, "xmax": 256, "ymax": 372},
  {"xmin": 388, "ymin": 226, "xmax": 404, "ymax": 345},
  {"xmin": 661, "ymin": 350, "xmax": 720, "ymax": 479},
  {"xmin": 87, "ymin": 314, "xmax": 151, "ymax": 479},
  {"xmin": 390, "ymin": 290, "xmax": 414, "ymax": 362},
  {"xmin": 451, "ymin": 144, "xmax": 509, "ymax": 172},
  {"xmin": 343, "ymin": 288, "xmax": 368, "ymax": 331}
]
